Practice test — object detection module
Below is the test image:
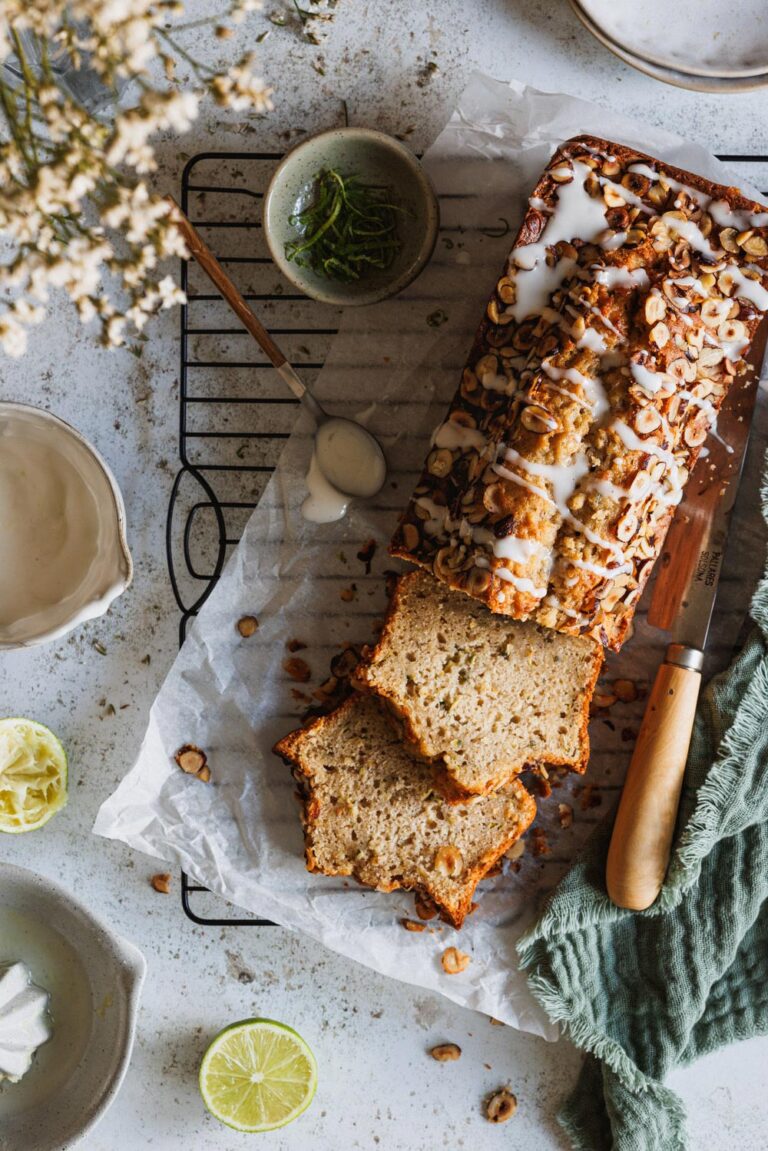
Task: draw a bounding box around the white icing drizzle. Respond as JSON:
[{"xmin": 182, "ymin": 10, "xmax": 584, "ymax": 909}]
[
  {"xmin": 543, "ymin": 594, "xmax": 590, "ymax": 624},
  {"xmin": 662, "ymin": 212, "xmax": 720, "ymax": 262},
  {"xmin": 480, "ymin": 370, "xmax": 515, "ymax": 394},
  {"xmin": 576, "ymin": 325, "xmax": 608, "ymax": 353},
  {"xmin": 675, "ymin": 274, "xmax": 708, "ymax": 297},
  {"xmin": 492, "ymin": 534, "xmax": 548, "ymax": 563},
  {"xmin": 599, "ymin": 177, "xmax": 652, "ymax": 214},
  {"xmin": 568, "ymin": 556, "xmax": 632, "ymax": 579},
  {"xmin": 594, "ymin": 267, "xmax": 650, "ymax": 291},
  {"xmin": 492, "ymin": 459, "xmax": 554, "ymax": 505},
  {"xmin": 708, "ymin": 198, "xmax": 768, "ymax": 231},
  {"xmin": 540, "ymin": 358, "xmax": 609, "ymax": 419},
  {"xmin": 611, "ymin": 418, "xmax": 679, "ymax": 469},
  {"xmin": 601, "ymin": 230, "xmax": 628, "ymax": 251},
  {"xmin": 630, "ymin": 360, "xmax": 666, "ymax": 395},
  {"xmin": 495, "ymin": 567, "xmax": 547, "ymax": 597},
  {"xmin": 499, "ymin": 445, "xmax": 590, "ymax": 517},
  {"xmin": 529, "ymin": 195, "xmax": 551, "ymax": 212},
  {"xmin": 506, "ymin": 257, "xmax": 578, "ymax": 325},
  {"xmin": 726, "ymin": 266, "xmax": 768, "ymax": 311},
  {"xmin": 433, "ymin": 420, "xmax": 487, "ymax": 452}
]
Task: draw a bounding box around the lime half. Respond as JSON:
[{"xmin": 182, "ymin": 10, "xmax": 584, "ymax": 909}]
[
  {"xmin": 0, "ymin": 718, "xmax": 68, "ymax": 834},
  {"xmin": 200, "ymin": 1019, "xmax": 317, "ymax": 1133}
]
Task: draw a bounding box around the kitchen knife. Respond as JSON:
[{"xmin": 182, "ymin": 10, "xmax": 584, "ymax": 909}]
[{"xmin": 606, "ymin": 366, "xmax": 761, "ymax": 911}]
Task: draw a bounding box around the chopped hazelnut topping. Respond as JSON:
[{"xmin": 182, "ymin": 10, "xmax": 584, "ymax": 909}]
[
  {"xmin": 613, "ymin": 678, "xmax": 638, "ymax": 703},
  {"xmin": 414, "ymin": 893, "xmax": 438, "ymax": 921},
  {"xmin": 197, "ymin": 764, "xmax": 212, "ymax": 783},
  {"xmin": 486, "ymin": 1089, "xmax": 518, "ymax": 1123},
  {"xmin": 441, "ymin": 947, "xmax": 471, "ymax": 975},
  {"xmin": 283, "ymin": 657, "xmax": 311, "ymax": 682},
  {"xmin": 236, "ymin": 615, "xmax": 258, "ymax": 638},
  {"xmin": 434, "ymin": 845, "xmax": 464, "ymax": 877},
  {"xmin": 151, "ymin": 873, "xmax": 171, "ymax": 894},
  {"xmin": 175, "ymin": 744, "xmax": 207, "ymax": 775},
  {"xmin": 430, "ymin": 1043, "xmax": 461, "ymax": 1062},
  {"xmin": 401, "ymin": 918, "xmax": 426, "ymax": 933}
]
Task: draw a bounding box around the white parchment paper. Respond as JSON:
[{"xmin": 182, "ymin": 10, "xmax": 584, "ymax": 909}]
[{"xmin": 95, "ymin": 74, "xmax": 768, "ymax": 1039}]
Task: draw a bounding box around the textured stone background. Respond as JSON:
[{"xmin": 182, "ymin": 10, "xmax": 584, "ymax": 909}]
[{"xmin": 2, "ymin": 2, "xmax": 768, "ymax": 1147}]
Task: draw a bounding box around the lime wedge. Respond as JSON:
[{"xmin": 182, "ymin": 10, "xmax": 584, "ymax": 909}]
[
  {"xmin": 199, "ymin": 1019, "xmax": 317, "ymax": 1133},
  {"xmin": 0, "ymin": 718, "xmax": 68, "ymax": 834}
]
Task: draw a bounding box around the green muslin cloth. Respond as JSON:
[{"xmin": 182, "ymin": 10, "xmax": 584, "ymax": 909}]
[{"xmin": 517, "ymin": 463, "xmax": 768, "ymax": 1151}]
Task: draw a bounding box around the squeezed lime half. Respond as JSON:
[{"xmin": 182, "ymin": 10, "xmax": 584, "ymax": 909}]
[{"xmin": 0, "ymin": 717, "xmax": 68, "ymax": 834}]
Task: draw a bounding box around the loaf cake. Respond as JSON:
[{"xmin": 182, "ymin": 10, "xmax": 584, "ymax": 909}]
[
  {"xmin": 391, "ymin": 135, "xmax": 768, "ymax": 649},
  {"xmin": 274, "ymin": 693, "xmax": 536, "ymax": 928},
  {"xmin": 355, "ymin": 571, "xmax": 602, "ymax": 795}
]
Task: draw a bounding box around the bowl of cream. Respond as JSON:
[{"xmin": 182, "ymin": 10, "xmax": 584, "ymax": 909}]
[
  {"xmin": 0, "ymin": 863, "xmax": 146, "ymax": 1150},
  {"xmin": 0, "ymin": 403, "xmax": 132, "ymax": 648}
]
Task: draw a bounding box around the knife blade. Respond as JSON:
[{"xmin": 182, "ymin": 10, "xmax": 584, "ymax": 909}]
[
  {"xmin": 648, "ymin": 365, "xmax": 761, "ymax": 644},
  {"xmin": 606, "ymin": 361, "xmax": 763, "ymax": 911}
]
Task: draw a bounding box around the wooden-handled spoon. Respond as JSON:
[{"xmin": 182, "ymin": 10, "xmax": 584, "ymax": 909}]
[{"xmin": 165, "ymin": 195, "xmax": 386, "ymax": 498}]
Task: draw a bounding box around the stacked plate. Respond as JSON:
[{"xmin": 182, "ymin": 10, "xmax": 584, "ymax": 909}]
[{"xmin": 570, "ymin": 0, "xmax": 768, "ymax": 91}]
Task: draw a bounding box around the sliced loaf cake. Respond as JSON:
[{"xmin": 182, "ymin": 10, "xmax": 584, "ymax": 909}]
[
  {"xmin": 274, "ymin": 693, "xmax": 536, "ymax": 928},
  {"xmin": 355, "ymin": 571, "xmax": 602, "ymax": 796}
]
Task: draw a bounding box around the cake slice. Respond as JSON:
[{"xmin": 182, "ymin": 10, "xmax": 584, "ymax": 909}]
[
  {"xmin": 273, "ymin": 693, "xmax": 536, "ymax": 928},
  {"xmin": 355, "ymin": 571, "xmax": 602, "ymax": 796}
]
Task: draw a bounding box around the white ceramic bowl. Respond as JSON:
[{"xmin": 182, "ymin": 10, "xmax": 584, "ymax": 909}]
[
  {"xmin": 0, "ymin": 404, "xmax": 133, "ymax": 649},
  {"xmin": 0, "ymin": 863, "xmax": 146, "ymax": 1150}
]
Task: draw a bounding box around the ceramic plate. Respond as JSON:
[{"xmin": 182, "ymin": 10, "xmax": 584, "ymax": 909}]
[
  {"xmin": 570, "ymin": 0, "xmax": 768, "ymax": 92},
  {"xmin": 578, "ymin": 0, "xmax": 768, "ymax": 78}
]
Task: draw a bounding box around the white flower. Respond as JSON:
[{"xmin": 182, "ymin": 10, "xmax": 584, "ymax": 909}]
[
  {"xmin": 157, "ymin": 274, "xmax": 186, "ymax": 308},
  {"xmin": 0, "ymin": 316, "xmax": 28, "ymax": 357}
]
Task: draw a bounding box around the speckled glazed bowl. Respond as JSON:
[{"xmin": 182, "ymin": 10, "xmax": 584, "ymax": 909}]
[
  {"xmin": 0, "ymin": 863, "xmax": 145, "ymax": 1151},
  {"xmin": 0, "ymin": 403, "xmax": 133, "ymax": 650},
  {"xmin": 263, "ymin": 127, "xmax": 440, "ymax": 306}
]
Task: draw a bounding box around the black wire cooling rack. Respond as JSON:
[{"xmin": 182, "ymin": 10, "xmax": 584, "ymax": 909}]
[{"xmin": 168, "ymin": 149, "xmax": 768, "ymax": 928}]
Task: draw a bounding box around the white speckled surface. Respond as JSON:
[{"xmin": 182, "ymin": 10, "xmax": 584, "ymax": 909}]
[{"xmin": 2, "ymin": 2, "xmax": 768, "ymax": 1147}]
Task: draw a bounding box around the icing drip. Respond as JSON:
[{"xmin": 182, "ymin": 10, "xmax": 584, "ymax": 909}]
[
  {"xmin": 594, "ymin": 267, "xmax": 650, "ymax": 290},
  {"xmin": 433, "ymin": 420, "xmax": 487, "ymax": 452}
]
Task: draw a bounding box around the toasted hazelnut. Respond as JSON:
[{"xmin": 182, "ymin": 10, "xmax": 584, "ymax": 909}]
[
  {"xmin": 175, "ymin": 744, "xmax": 207, "ymax": 775},
  {"xmin": 414, "ymin": 893, "xmax": 439, "ymax": 921},
  {"xmin": 402, "ymin": 918, "xmax": 426, "ymax": 933},
  {"xmin": 613, "ymin": 678, "xmax": 638, "ymax": 703},
  {"xmin": 466, "ymin": 568, "xmax": 491, "ymax": 595},
  {"xmin": 701, "ymin": 299, "xmax": 727, "ymax": 327},
  {"xmin": 283, "ymin": 657, "xmax": 311, "ymax": 682},
  {"xmin": 549, "ymin": 163, "xmax": 573, "ymax": 184},
  {"xmin": 644, "ymin": 295, "xmax": 667, "ymax": 325},
  {"xmin": 698, "ymin": 345, "xmax": 725, "ymax": 367},
  {"xmin": 497, "ymin": 277, "xmax": 517, "ymax": 305},
  {"xmin": 633, "ymin": 407, "xmax": 662, "ymax": 436},
  {"xmin": 718, "ymin": 318, "xmax": 746, "ymax": 343},
  {"xmin": 441, "ymin": 947, "xmax": 471, "ymax": 975},
  {"xmin": 236, "ymin": 615, "xmax": 259, "ymax": 638},
  {"xmin": 486, "ymin": 1089, "xmax": 518, "ymax": 1123},
  {"xmin": 615, "ymin": 508, "xmax": 639, "ymax": 542},
  {"xmin": 743, "ymin": 234, "xmax": 768, "ymax": 257},
  {"xmin": 197, "ymin": 764, "xmax": 212, "ymax": 783},
  {"xmin": 151, "ymin": 873, "xmax": 171, "ymax": 894},
  {"xmin": 592, "ymin": 691, "xmax": 617, "ymax": 709},
  {"xmin": 667, "ymin": 357, "xmax": 696, "ymax": 384},
  {"xmin": 505, "ymin": 839, "xmax": 526, "ymax": 862},
  {"xmin": 430, "ymin": 1043, "xmax": 462, "ymax": 1062},
  {"xmin": 520, "ymin": 404, "xmax": 560, "ymax": 434},
  {"xmin": 401, "ymin": 522, "xmax": 420, "ymax": 551},
  {"xmin": 434, "ymin": 845, "xmax": 464, "ymax": 878},
  {"xmin": 719, "ymin": 227, "xmax": 740, "ymax": 253},
  {"xmin": 649, "ymin": 321, "xmax": 670, "ymax": 348},
  {"xmin": 683, "ymin": 420, "xmax": 708, "ymax": 448},
  {"xmin": 558, "ymin": 803, "xmax": 574, "ymax": 829},
  {"xmin": 603, "ymin": 183, "xmax": 626, "ymax": 209},
  {"xmin": 427, "ymin": 448, "xmax": 454, "ymax": 478}
]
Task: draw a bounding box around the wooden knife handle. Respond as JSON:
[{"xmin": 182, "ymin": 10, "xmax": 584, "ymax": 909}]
[{"xmin": 606, "ymin": 648, "xmax": 702, "ymax": 911}]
